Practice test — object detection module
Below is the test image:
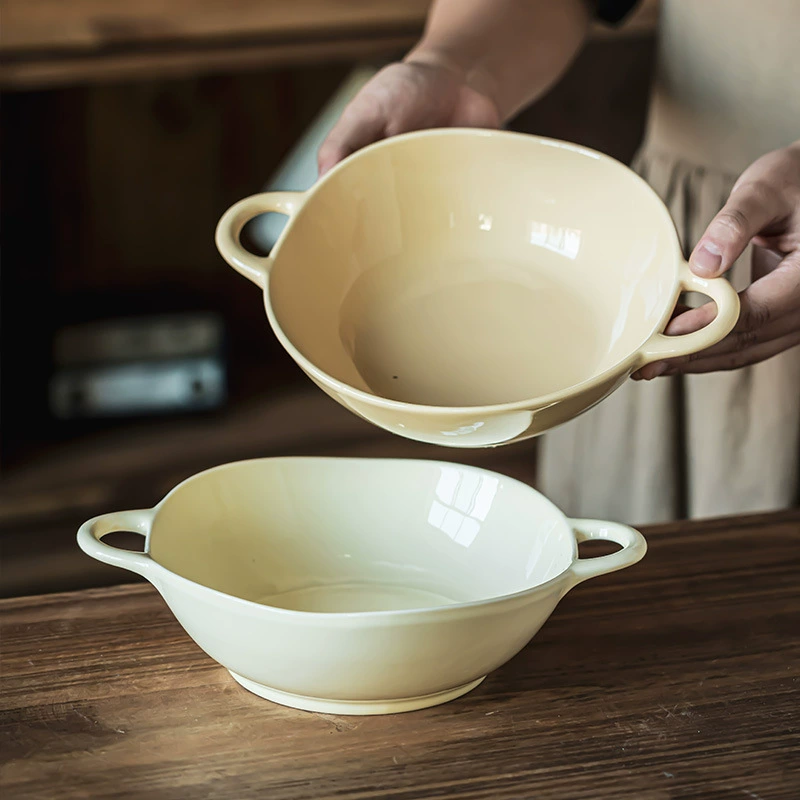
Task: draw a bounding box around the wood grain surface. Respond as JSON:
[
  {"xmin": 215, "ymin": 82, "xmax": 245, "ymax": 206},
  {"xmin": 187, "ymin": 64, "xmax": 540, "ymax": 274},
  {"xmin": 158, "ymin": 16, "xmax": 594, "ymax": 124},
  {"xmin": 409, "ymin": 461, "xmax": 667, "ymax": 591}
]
[{"xmin": 1, "ymin": 509, "xmax": 798, "ymax": 799}]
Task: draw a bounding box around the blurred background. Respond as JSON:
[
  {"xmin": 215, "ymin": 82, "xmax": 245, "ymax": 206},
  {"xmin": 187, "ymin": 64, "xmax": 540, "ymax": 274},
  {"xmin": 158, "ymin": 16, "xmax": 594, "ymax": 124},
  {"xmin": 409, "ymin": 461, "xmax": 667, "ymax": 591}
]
[{"xmin": 0, "ymin": 0, "xmax": 658, "ymax": 597}]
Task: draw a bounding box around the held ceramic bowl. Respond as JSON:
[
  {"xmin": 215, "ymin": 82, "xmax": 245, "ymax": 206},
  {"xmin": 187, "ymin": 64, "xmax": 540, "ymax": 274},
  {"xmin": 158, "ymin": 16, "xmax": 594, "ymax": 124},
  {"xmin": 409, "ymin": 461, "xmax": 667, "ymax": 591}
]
[
  {"xmin": 78, "ymin": 457, "xmax": 646, "ymax": 715},
  {"xmin": 216, "ymin": 129, "xmax": 740, "ymax": 447}
]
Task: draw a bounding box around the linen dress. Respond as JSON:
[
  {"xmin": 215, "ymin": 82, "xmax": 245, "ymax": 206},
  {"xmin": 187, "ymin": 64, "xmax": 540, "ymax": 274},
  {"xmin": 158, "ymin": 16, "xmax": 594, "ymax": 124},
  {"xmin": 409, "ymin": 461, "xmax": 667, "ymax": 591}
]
[{"xmin": 538, "ymin": 0, "xmax": 800, "ymax": 523}]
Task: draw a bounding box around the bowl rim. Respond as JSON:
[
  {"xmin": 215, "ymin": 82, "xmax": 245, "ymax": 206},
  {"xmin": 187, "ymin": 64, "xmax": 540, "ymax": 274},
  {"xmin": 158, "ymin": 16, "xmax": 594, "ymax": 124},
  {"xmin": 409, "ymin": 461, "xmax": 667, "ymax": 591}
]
[
  {"xmin": 146, "ymin": 456, "xmax": 580, "ymax": 623},
  {"xmin": 262, "ymin": 127, "xmax": 683, "ymax": 416}
]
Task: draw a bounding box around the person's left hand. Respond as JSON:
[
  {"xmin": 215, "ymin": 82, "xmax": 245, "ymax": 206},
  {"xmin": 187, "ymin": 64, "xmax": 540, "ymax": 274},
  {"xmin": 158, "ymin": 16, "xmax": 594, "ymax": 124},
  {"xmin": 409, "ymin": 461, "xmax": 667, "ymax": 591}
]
[{"xmin": 636, "ymin": 140, "xmax": 800, "ymax": 380}]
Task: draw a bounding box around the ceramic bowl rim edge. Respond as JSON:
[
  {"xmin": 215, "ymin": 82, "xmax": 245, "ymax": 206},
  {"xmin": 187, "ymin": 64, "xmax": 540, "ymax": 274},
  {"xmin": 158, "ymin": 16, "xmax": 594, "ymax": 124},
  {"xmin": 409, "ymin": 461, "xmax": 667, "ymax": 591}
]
[
  {"xmin": 142, "ymin": 456, "xmax": 585, "ymax": 623},
  {"xmin": 260, "ymin": 127, "xmax": 684, "ymax": 416}
]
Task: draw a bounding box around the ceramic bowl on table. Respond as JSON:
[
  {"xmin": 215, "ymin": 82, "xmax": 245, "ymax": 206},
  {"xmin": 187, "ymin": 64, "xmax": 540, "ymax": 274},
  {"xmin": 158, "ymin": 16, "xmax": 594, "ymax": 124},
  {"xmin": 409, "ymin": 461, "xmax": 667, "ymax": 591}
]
[
  {"xmin": 216, "ymin": 129, "xmax": 739, "ymax": 448},
  {"xmin": 78, "ymin": 456, "xmax": 646, "ymax": 715}
]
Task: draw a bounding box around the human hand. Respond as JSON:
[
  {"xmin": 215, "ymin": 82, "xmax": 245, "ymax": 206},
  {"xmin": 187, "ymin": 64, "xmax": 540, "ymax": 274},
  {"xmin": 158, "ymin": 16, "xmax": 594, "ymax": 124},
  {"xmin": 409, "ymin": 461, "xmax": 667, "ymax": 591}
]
[
  {"xmin": 317, "ymin": 55, "xmax": 500, "ymax": 176},
  {"xmin": 637, "ymin": 141, "xmax": 800, "ymax": 379}
]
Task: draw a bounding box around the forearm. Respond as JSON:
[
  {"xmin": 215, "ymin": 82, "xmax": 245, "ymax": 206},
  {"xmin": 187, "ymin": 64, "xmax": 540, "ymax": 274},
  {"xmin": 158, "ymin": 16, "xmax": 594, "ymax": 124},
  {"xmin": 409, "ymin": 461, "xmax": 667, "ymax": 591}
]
[{"xmin": 406, "ymin": 0, "xmax": 593, "ymax": 121}]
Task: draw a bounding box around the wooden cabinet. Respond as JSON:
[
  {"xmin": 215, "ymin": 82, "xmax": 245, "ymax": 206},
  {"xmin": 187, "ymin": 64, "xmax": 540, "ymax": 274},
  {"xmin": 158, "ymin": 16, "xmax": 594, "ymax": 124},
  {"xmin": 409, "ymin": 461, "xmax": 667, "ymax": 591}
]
[{"xmin": 0, "ymin": 1, "xmax": 658, "ymax": 596}]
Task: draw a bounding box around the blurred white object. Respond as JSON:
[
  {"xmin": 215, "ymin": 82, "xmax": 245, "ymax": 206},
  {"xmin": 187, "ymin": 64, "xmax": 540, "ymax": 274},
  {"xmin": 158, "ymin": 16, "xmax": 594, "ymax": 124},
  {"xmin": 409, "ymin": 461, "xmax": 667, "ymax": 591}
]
[
  {"xmin": 50, "ymin": 358, "xmax": 225, "ymax": 419},
  {"xmin": 49, "ymin": 314, "xmax": 226, "ymax": 419},
  {"xmin": 249, "ymin": 65, "xmax": 380, "ymax": 252}
]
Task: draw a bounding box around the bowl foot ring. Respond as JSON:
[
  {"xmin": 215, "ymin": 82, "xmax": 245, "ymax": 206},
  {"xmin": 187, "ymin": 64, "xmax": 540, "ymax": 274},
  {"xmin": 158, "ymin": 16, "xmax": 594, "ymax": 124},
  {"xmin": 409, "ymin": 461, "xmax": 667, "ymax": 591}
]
[{"xmin": 228, "ymin": 671, "xmax": 486, "ymax": 715}]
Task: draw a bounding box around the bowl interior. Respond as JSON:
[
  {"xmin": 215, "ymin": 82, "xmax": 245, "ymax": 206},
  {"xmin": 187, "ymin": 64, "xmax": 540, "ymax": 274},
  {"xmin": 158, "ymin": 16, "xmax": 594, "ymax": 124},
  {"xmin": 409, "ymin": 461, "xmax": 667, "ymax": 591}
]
[
  {"xmin": 269, "ymin": 131, "xmax": 677, "ymax": 407},
  {"xmin": 148, "ymin": 459, "xmax": 575, "ymax": 613}
]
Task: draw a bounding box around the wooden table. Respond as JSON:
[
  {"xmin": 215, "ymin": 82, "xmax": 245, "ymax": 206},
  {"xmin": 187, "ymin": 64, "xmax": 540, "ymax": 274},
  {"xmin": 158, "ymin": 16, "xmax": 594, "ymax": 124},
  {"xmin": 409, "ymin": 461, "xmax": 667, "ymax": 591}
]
[{"xmin": 2, "ymin": 510, "xmax": 798, "ymax": 799}]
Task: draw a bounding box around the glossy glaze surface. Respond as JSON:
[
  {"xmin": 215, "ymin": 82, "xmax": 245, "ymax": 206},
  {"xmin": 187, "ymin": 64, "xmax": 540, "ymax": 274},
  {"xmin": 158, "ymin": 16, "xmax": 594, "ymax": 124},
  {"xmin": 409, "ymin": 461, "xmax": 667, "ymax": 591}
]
[
  {"xmin": 217, "ymin": 130, "xmax": 739, "ymax": 447},
  {"xmin": 217, "ymin": 130, "xmax": 739, "ymax": 446},
  {"xmin": 217, "ymin": 130, "xmax": 738, "ymax": 447},
  {"xmin": 77, "ymin": 457, "xmax": 646, "ymax": 714}
]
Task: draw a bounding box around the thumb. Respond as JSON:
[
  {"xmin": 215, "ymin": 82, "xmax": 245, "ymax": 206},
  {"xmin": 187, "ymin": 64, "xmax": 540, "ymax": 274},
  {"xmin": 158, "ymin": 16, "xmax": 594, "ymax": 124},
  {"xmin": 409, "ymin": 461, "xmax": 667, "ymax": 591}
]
[{"xmin": 690, "ymin": 183, "xmax": 781, "ymax": 278}]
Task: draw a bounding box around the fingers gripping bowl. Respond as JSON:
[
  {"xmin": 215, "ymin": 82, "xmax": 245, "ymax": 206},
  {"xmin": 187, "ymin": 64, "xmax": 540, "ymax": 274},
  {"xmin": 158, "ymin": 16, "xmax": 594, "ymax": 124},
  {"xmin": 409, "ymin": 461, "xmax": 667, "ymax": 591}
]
[
  {"xmin": 216, "ymin": 129, "xmax": 740, "ymax": 447},
  {"xmin": 78, "ymin": 457, "xmax": 646, "ymax": 715}
]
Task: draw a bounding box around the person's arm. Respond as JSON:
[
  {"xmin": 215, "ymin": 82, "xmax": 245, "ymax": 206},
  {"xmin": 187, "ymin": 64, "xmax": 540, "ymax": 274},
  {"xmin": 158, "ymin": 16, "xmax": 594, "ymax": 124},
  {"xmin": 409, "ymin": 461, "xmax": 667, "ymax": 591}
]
[
  {"xmin": 406, "ymin": 0, "xmax": 592, "ymax": 122},
  {"xmin": 318, "ymin": 0, "xmax": 595, "ymax": 173}
]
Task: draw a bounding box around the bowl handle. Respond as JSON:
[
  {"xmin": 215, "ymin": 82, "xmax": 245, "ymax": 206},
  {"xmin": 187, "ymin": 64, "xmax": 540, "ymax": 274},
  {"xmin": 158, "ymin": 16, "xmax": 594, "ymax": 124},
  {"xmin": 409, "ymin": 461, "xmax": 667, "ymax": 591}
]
[
  {"xmin": 215, "ymin": 191, "xmax": 307, "ymax": 289},
  {"xmin": 77, "ymin": 510, "xmax": 155, "ymax": 578},
  {"xmin": 568, "ymin": 518, "xmax": 647, "ymax": 583},
  {"xmin": 636, "ymin": 260, "xmax": 740, "ymax": 365}
]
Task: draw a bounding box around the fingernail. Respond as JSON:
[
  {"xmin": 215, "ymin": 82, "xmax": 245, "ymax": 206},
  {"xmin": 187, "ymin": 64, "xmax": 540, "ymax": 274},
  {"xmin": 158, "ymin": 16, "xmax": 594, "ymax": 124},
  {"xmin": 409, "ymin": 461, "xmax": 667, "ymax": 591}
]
[{"xmin": 691, "ymin": 240, "xmax": 722, "ymax": 276}]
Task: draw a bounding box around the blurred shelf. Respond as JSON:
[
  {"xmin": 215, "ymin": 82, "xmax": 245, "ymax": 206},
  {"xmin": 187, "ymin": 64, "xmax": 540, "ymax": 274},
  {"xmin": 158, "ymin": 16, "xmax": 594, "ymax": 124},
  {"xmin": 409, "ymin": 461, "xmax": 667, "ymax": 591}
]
[
  {"xmin": 0, "ymin": 0, "xmax": 659, "ymax": 90},
  {"xmin": 0, "ymin": 0, "xmax": 429, "ymax": 89}
]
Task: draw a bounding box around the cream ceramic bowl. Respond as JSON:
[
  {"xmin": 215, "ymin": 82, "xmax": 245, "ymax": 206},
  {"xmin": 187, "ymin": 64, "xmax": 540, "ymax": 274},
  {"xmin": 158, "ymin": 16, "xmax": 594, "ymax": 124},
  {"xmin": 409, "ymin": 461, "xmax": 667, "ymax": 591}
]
[
  {"xmin": 216, "ymin": 129, "xmax": 739, "ymax": 447},
  {"xmin": 78, "ymin": 457, "xmax": 646, "ymax": 715}
]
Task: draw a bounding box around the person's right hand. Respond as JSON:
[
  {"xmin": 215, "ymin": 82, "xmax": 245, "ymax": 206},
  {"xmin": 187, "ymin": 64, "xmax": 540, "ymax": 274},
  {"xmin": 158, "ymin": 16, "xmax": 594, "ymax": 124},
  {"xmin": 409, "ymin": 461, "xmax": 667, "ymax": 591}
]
[{"xmin": 317, "ymin": 56, "xmax": 501, "ymax": 176}]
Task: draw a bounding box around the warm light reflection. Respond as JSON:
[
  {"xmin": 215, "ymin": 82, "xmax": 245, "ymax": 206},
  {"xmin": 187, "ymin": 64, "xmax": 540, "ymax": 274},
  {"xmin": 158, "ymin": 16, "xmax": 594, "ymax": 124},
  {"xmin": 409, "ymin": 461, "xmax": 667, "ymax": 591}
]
[
  {"xmin": 528, "ymin": 222, "xmax": 581, "ymax": 259},
  {"xmin": 441, "ymin": 421, "xmax": 484, "ymax": 437},
  {"xmin": 524, "ymin": 520, "xmax": 561, "ymax": 580},
  {"xmin": 427, "ymin": 466, "xmax": 499, "ymax": 547},
  {"xmin": 478, "ymin": 213, "xmax": 493, "ymax": 231},
  {"xmin": 608, "ymin": 237, "xmax": 658, "ymax": 351}
]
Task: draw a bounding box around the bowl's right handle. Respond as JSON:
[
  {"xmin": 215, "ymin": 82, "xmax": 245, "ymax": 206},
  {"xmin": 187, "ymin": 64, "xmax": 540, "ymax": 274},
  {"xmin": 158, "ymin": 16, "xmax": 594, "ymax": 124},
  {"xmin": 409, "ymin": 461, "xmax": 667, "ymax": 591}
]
[
  {"xmin": 215, "ymin": 191, "xmax": 307, "ymax": 289},
  {"xmin": 568, "ymin": 518, "xmax": 647, "ymax": 584},
  {"xmin": 77, "ymin": 510, "xmax": 155, "ymax": 578},
  {"xmin": 637, "ymin": 260, "xmax": 740, "ymax": 365}
]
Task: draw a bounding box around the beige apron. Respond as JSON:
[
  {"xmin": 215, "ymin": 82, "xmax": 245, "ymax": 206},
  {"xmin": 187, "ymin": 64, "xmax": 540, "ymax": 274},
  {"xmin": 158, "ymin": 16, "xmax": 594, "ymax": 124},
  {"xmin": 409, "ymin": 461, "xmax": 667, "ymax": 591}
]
[{"xmin": 538, "ymin": 0, "xmax": 800, "ymax": 524}]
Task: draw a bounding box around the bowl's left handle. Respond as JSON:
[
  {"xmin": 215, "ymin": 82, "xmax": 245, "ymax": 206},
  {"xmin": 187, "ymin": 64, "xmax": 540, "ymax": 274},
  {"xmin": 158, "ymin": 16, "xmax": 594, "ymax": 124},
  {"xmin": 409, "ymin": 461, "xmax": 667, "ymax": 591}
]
[
  {"xmin": 215, "ymin": 191, "xmax": 307, "ymax": 289},
  {"xmin": 77, "ymin": 510, "xmax": 155, "ymax": 578},
  {"xmin": 637, "ymin": 260, "xmax": 740, "ymax": 365},
  {"xmin": 568, "ymin": 518, "xmax": 647, "ymax": 584}
]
